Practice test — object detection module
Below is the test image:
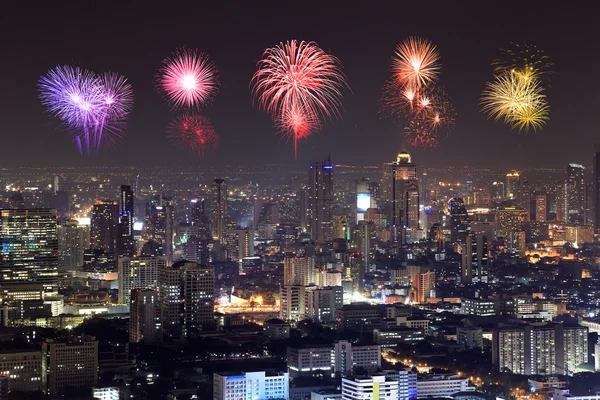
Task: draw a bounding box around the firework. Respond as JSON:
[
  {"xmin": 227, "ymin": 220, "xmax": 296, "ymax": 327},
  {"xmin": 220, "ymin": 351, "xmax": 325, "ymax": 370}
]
[
  {"xmin": 492, "ymin": 42, "xmax": 553, "ymax": 82},
  {"xmin": 251, "ymin": 40, "xmax": 348, "ymax": 158},
  {"xmin": 168, "ymin": 114, "xmax": 218, "ymax": 157},
  {"xmin": 277, "ymin": 104, "xmax": 319, "ymax": 156},
  {"xmin": 392, "ymin": 37, "xmax": 440, "ymax": 89},
  {"xmin": 480, "ymin": 71, "xmax": 549, "ymax": 132},
  {"xmin": 38, "ymin": 66, "xmax": 134, "ymax": 155},
  {"xmin": 158, "ymin": 48, "xmax": 219, "ymax": 110}
]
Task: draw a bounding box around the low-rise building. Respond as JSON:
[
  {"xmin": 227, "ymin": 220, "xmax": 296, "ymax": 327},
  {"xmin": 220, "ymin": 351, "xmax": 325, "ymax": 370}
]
[
  {"xmin": 342, "ymin": 375, "xmax": 398, "ymax": 400},
  {"xmin": 213, "ymin": 371, "xmax": 289, "ymax": 400},
  {"xmin": 373, "ymin": 327, "xmax": 425, "ymax": 345},
  {"xmin": 457, "ymin": 326, "xmax": 483, "ymax": 349},
  {"xmin": 417, "ymin": 374, "xmax": 474, "ymax": 398},
  {"xmin": 264, "ymin": 318, "xmax": 290, "ymax": 340},
  {"xmin": 0, "ymin": 350, "xmax": 42, "ymax": 392}
]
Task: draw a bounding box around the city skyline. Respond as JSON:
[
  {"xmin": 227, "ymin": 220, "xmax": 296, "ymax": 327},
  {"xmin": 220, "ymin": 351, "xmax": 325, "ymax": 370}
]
[{"xmin": 2, "ymin": 1, "xmax": 598, "ymax": 167}]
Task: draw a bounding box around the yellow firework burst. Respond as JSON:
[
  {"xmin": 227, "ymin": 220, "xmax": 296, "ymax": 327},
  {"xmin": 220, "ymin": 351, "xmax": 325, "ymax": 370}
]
[{"xmin": 480, "ymin": 71, "xmax": 549, "ymax": 132}]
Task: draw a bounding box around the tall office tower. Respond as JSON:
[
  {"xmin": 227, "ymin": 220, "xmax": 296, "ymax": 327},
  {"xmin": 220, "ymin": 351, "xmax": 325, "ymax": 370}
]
[
  {"xmin": 505, "ymin": 171, "xmax": 520, "ymax": 200},
  {"xmin": 461, "ymin": 233, "xmax": 488, "ymax": 284},
  {"xmin": 91, "ymin": 200, "xmax": 119, "ymax": 254},
  {"xmin": 342, "ymin": 376, "xmax": 399, "ymax": 400},
  {"xmin": 57, "ymin": 219, "xmax": 90, "ymax": 271},
  {"xmin": 283, "ymin": 255, "xmax": 316, "ymax": 286},
  {"xmin": 210, "ymin": 179, "xmax": 228, "ymax": 242},
  {"xmin": 213, "ymin": 371, "xmax": 289, "ymax": 400},
  {"xmin": 585, "ymin": 183, "xmax": 594, "ymax": 226},
  {"xmin": 382, "ymin": 152, "xmax": 420, "ymax": 241},
  {"xmin": 447, "ymin": 197, "xmax": 470, "ymax": 245},
  {"xmin": 0, "ymin": 209, "xmax": 58, "ymax": 293},
  {"xmin": 129, "ymin": 289, "xmax": 160, "ymax": 344},
  {"xmin": 305, "ymin": 286, "xmax": 343, "ymax": 323},
  {"xmin": 117, "ymin": 185, "xmax": 135, "ymax": 256},
  {"xmin": 307, "ymin": 158, "xmax": 334, "ymax": 243},
  {"xmin": 567, "ymin": 164, "xmax": 585, "ymax": 224},
  {"xmin": 356, "ymin": 178, "xmax": 378, "ymax": 223},
  {"xmin": 159, "ymin": 261, "xmax": 215, "ymax": 338},
  {"xmin": 117, "ymin": 256, "xmax": 166, "ymax": 304},
  {"xmin": 519, "ymin": 179, "xmax": 531, "ymax": 220},
  {"xmin": 279, "ymin": 285, "xmax": 306, "ymax": 322},
  {"xmin": 594, "ymin": 144, "xmax": 600, "ymax": 232},
  {"xmin": 556, "ymin": 181, "xmax": 569, "ymax": 223},
  {"xmin": 223, "ymin": 228, "xmax": 253, "ymax": 261},
  {"xmin": 495, "ymin": 207, "xmax": 529, "ymax": 239},
  {"xmin": 413, "ymin": 270, "xmax": 435, "ymax": 304},
  {"xmin": 535, "ymin": 194, "xmax": 548, "ymax": 222},
  {"xmin": 184, "ymin": 234, "xmax": 209, "ymax": 265},
  {"xmin": 41, "ymin": 338, "xmax": 98, "ymax": 396},
  {"xmin": 352, "ymin": 220, "xmax": 377, "ymax": 269},
  {"xmin": 146, "ymin": 197, "xmax": 175, "ymax": 263}
]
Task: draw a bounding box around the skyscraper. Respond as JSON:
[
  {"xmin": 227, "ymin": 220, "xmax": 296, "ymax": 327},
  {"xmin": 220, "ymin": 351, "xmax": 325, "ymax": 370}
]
[
  {"xmin": 130, "ymin": 288, "xmax": 160, "ymax": 344},
  {"xmin": 90, "ymin": 200, "xmax": 119, "ymax": 254},
  {"xmin": 447, "ymin": 197, "xmax": 470, "ymax": 245},
  {"xmin": 505, "ymin": 171, "xmax": 520, "ymax": 200},
  {"xmin": 146, "ymin": 197, "xmax": 174, "ymax": 263},
  {"xmin": 567, "ymin": 164, "xmax": 585, "ymax": 224},
  {"xmin": 159, "ymin": 261, "xmax": 215, "ymax": 338},
  {"xmin": 210, "ymin": 179, "xmax": 228, "ymax": 242},
  {"xmin": 307, "ymin": 158, "xmax": 334, "ymax": 243},
  {"xmin": 519, "ymin": 178, "xmax": 531, "ymax": 221},
  {"xmin": 356, "ymin": 178, "xmax": 378, "ymax": 223},
  {"xmin": 0, "ymin": 209, "xmax": 58, "ymax": 293},
  {"xmin": 461, "ymin": 233, "xmax": 488, "ymax": 284},
  {"xmin": 556, "ymin": 181, "xmax": 569, "ymax": 223},
  {"xmin": 117, "ymin": 185, "xmax": 134, "ymax": 256},
  {"xmin": 535, "ymin": 194, "xmax": 547, "ymax": 222},
  {"xmin": 118, "ymin": 256, "xmax": 166, "ymax": 304},
  {"xmin": 382, "ymin": 152, "xmax": 420, "ymax": 241},
  {"xmin": 57, "ymin": 219, "xmax": 90, "ymax": 271},
  {"xmin": 594, "ymin": 144, "xmax": 600, "ymax": 232}
]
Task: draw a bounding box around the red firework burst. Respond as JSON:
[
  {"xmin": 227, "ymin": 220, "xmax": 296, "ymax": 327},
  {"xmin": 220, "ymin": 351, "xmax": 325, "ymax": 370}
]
[
  {"xmin": 168, "ymin": 114, "xmax": 218, "ymax": 157},
  {"xmin": 251, "ymin": 40, "xmax": 348, "ymax": 158},
  {"xmin": 158, "ymin": 48, "xmax": 219, "ymax": 110}
]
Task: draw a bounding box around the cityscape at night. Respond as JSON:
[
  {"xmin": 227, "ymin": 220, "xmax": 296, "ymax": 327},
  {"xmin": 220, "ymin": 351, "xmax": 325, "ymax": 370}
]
[{"xmin": 1, "ymin": 1, "xmax": 600, "ymax": 400}]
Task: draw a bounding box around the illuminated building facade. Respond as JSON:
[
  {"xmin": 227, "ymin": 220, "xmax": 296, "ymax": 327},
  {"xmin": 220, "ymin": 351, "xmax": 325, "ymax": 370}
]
[
  {"xmin": 356, "ymin": 178, "xmax": 379, "ymax": 223},
  {"xmin": 210, "ymin": 179, "xmax": 228, "ymax": 242},
  {"xmin": 382, "ymin": 152, "xmax": 420, "ymax": 240},
  {"xmin": 535, "ymin": 194, "xmax": 548, "ymax": 222},
  {"xmin": 129, "ymin": 288, "xmax": 160, "ymax": 344},
  {"xmin": 117, "ymin": 256, "xmax": 165, "ymax": 304},
  {"xmin": 57, "ymin": 219, "xmax": 89, "ymax": 271},
  {"xmin": 505, "ymin": 171, "xmax": 520, "ymax": 200},
  {"xmin": 495, "ymin": 207, "xmax": 528, "ymax": 239},
  {"xmin": 567, "ymin": 163, "xmax": 585, "ymax": 224},
  {"xmin": 91, "ymin": 200, "xmax": 119, "ymax": 254},
  {"xmin": 0, "ymin": 350, "xmax": 42, "ymax": 392},
  {"xmin": 461, "ymin": 233, "xmax": 488, "ymax": 284},
  {"xmin": 594, "ymin": 144, "xmax": 600, "ymax": 232},
  {"xmin": 556, "ymin": 181, "xmax": 569, "ymax": 223},
  {"xmin": 0, "ymin": 208, "xmax": 58, "ymax": 293},
  {"xmin": 117, "ymin": 185, "xmax": 135, "ymax": 256},
  {"xmin": 307, "ymin": 158, "xmax": 334, "ymax": 243},
  {"xmin": 42, "ymin": 338, "xmax": 98, "ymax": 396}
]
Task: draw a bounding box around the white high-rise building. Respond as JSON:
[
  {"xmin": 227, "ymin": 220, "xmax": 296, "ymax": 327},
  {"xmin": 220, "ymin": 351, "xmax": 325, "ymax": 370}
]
[
  {"xmin": 280, "ymin": 285, "xmax": 306, "ymax": 322},
  {"xmin": 342, "ymin": 375, "xmax": 398, "ymax": 400},
  {"xmin": 213, "ymin": 371, "xmax": 288, "ymax": 400},
  {"xmin": 383, "ymin": 370, "xmax": 417, "ymax": 400},
  {"xmin": 57, "ymin": 220, "xmax": 90, "ymax": 271},
  {"xmin": 118, "ymin": 256, "xmax": 166, "ymax": 304},
  {"xmin": 306, "ymin": 286, "xmax": 343, "ymax": 324}
]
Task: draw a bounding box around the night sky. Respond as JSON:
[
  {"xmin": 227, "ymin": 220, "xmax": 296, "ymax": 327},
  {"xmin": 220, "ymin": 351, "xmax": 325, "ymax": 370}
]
[{"xmin": 1, "ymin": 1, "xmax": 598, "ymax": 169}]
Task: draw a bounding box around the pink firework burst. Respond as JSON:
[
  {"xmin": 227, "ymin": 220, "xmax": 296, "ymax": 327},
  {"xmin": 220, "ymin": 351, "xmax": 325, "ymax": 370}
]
[
  {"xmin": 251, "ymin": 40, "xmax": 349, "ymax": 158},
  {"xmin": 158, "ymin": 48, "xmax": 219, "ymax": 110},
  {"xmin": 168, "ymin": 114, "xmax": 219, "ymax": 157}
]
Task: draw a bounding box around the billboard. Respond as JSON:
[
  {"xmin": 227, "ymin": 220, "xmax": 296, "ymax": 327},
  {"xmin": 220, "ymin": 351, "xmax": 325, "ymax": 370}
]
[{"xmin": 357, "ymin": 192, "xmax": 371, "ymax": 213}]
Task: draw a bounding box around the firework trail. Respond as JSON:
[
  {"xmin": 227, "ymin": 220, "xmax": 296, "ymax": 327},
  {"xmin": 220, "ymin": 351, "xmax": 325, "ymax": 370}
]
[
  {"xmin": 38, "ymin": 66, "xmax": 134, "ymax": 155},
  {"xmin": 381, "ymin": 37, "xmax": 453, "ymax": 148},
  {"xmin": 492, "ymin": 42, "xmax": 554, "ymax": 83},
  {"xmin": 158, "ymin": 48, "xmax": 219, "ymax": 110},
  {"xmin": 168, "ymin": 114, "xmax": 218, "ymax": 157},
  {"xmin": 251, "ymin": 40, "xmax": 348, "ymax": 158}
]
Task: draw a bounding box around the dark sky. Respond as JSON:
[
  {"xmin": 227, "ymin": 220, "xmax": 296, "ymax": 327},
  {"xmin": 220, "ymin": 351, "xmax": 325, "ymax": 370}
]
[{"xmin": 1, "ymin": 1, "xmax": 598, "ymax": 169}]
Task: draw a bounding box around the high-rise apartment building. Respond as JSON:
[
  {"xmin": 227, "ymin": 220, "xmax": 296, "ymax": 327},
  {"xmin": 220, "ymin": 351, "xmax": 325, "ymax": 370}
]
[
  {"xmin": 118, "ymin": 256, "xmax": 166, "ymax": 304},
  {"xmin": 305, "ymin": 286, "xmax": 343, "ymax": 324},
  {"xmin": 146, "ymin": 197, "xmax": 174, "ymax": 263},
  {"xmin": 283, "ymin": 255, "xmax": 315, "ymax": 286},
  {"xmin": 279, "ymin": 285, "xmax": 306, "ymax": 322},
  {"xmin": 594, "ymin": 144, "xmax": 600, "ymax": 232},
  {"xmin": 556, "ymin": 181, "xmax": 569, "ymax": 223},
  {"xmin": 0, "ymin": 208, "xmax": 58, "ymax": 293},
  {"xmin": 210, "ymin": 179, "xmax": 228, "ymax": 242},
  {"xmin": 41, "ymin": 338, "xmax": 98, "ymax": 396},
  {"xmin": 495, "ymin": 207, "xmax": 528, "ymax": 239},
  {"xmin": 91, "ymin": 200, "xmax": 119, "ymax": 254},
  {"xmin": 57, "ymin": 219, "xmax": 89, "ymax": 271},
  {"xmin": 447, "ymin": 197, "xmax": 470, "ymax": 245},
  {"xmin": 159, "ymin": 261, "xmax": 215, "ymax": 338},
  {"xmin": 414, "ymin": 270, "xmax": 435, "ymax": 304},
  {"xmin": 129, "ymin": 289, "xmax": 160, "ymax": 344},
  {"xmin": 307, "ymin": 159, "xmax": 334, "ymax": 243},
  {"xmin": 519, "ymin": 179, "xmax": 531, "ymax": 220},
  {"xmin": 213, "ymin": 371, "xmax": 289, "ymax": 400},
  {"xmin": 223, "ymin": 228, "xmax": 253, "ymax": 261},
  {"xmin": 382, "ymin": 152, "xmax": 420, "ymax": 240}
]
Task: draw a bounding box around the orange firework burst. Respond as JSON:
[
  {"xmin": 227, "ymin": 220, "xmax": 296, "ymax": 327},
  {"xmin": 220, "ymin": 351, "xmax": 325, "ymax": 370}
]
[
  {"xmin": 392, "ymin": 36, "xmax": 440, "ymax": 89},
  {"xmin": 168, "ymin": 114, "xmax": 218, "ymax": 157},
  {"xmin": 381, "ymin": 37, "xmax": 454, "ymax": 149}
]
